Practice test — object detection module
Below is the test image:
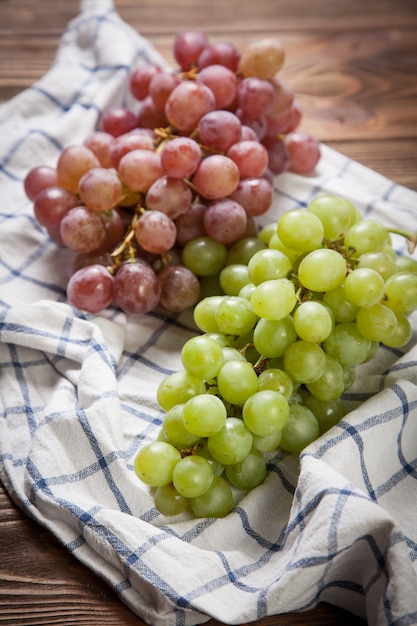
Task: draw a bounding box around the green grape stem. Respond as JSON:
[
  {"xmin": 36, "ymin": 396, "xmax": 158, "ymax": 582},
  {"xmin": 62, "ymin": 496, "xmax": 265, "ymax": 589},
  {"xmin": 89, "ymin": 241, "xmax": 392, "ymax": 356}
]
[
  {"xmin": 388, "ymin": 228, "xmax": 417, "ymax": 255},
  {"xmin": 253, "ymin": 355, "xmax": 270, "ymax": 375},
  {"xmin": 180, "ymin": 443, "xmax": 202, "ymax": 458}
]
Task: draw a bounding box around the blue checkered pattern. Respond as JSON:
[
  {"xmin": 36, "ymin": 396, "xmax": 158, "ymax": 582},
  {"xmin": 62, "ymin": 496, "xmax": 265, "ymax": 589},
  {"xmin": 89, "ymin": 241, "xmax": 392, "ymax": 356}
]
[{"xmin": 1, "ymin": 2, "xmax": 417, "ymax": 625}]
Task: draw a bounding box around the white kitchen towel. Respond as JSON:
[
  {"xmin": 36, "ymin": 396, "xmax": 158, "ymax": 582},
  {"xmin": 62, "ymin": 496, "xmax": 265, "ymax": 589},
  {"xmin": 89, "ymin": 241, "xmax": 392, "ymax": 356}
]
[{"xmin": 0, "ymin": 1, "xmax": 416, "ymax": 625}]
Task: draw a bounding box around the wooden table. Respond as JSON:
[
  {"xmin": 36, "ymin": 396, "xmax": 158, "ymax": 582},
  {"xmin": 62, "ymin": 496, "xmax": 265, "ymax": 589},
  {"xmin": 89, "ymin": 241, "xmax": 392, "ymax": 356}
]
[{"xmin": 1, "ymin": 1, "xmax": 416, "ymax": 624}]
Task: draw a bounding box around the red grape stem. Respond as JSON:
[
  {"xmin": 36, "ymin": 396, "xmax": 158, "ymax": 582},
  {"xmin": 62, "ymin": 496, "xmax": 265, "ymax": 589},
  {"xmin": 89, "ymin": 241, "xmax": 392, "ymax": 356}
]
[
  {"xmin": 182, "ymin": 177, "xmax": 200, "ymax": 196},
  {"xmin": 154, "ymin": 126, "xmax": 178, "ymax": 147},
  {"xmin": 154, "ymin": 125, "xmax": 224, "ymax": 156},
  {"xmin": 108, "ymin": 208, "xmax": 145, "ymax": 272},
  {"xmin": 178, "ymin": 67, "xmax": 199, "ymax": 80}
]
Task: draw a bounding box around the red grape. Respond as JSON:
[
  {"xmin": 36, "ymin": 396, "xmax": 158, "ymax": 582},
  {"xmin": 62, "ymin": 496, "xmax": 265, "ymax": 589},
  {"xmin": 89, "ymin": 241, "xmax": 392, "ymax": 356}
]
[
  {"xmin": 101, "ymin": 107, "xmax": 138, "ymax": 137},
  {"xmin": 130, "ymin": 64, "xmax": 161, "ymax": 101},
  {"xmin": 193, "ymin": 154, "xmax": 240, "ymax": 199},
  {"xmin": 67, "ymin": 264, "xmax": 114, "ymax": 313},
  {"xmin": 24, "ymin": 165, "xmax": 59, "ymax": 201},
  {"xmin": 135, "ymin": 210, "xmax": 177, "ymax": 254},
  {"xmin": 173, "ymin": 30, "xmax": 209, "ymax": 70},
  {"xmin": 60, "ymin": 206, "xmax": 106, "ymax": 253},
  {"xmin": 165, "ymin": 81, "xmax": 215, "ymax": 132},
  {"xmin": 113, "ymin": 262, "xmax": 161, "ymax": 315},
  {"xmin": 33, "ymin": 186, "xmax": 79, "ymax": 229},
  {"xmin": 158, "ymin": 264, "xmax": 201, "ymax": 312}
]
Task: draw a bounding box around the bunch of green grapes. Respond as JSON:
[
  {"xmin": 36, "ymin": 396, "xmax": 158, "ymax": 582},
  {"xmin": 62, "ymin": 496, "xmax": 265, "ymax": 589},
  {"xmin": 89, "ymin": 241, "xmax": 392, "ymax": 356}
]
[{"xmin": 134, "ymin": 194, "xmax": 417, "ymax": 518}]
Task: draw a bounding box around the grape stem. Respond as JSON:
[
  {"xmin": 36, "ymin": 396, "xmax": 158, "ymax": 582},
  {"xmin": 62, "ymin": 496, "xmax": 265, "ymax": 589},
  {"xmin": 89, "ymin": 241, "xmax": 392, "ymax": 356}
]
[
  {"xmin": 108, "ymin": 207, "xmax": 145, "ymax": 272},
  {"xmin": 253, "ymin": 355, "xmax": 269, "ymax": 375},
  {"xmin": 180, "ymin": 442, "xmax": 202, "ymax": 457},
  {"xmin": 153, "ymin": 126, "xmax": 178, "ymax": 148},
  {"xmin": 238, "ymin": 343, "xmax": 270, "ymax": 375},
  {"xmin": 388, "ymin": 228, "xmax": 417, "ymax": 255},
  {"xmin": 154, "ymin": 125, "xmax": 225, "ymax": 156},
  {"xmin": 179, "ymin": 67, "xmax": 199, "ymax": 81}
]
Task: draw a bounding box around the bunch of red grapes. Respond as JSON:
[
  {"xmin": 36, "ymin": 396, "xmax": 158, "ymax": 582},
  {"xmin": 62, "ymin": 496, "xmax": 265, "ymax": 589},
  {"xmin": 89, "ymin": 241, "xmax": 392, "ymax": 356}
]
[{"xmin": 24, "ymin": 30, "xmax": 321, "ymax": 316}]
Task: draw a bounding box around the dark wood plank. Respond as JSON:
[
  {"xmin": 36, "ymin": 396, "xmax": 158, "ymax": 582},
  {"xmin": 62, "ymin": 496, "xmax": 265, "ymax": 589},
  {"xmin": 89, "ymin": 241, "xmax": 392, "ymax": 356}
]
[
  {"xmin": 2, "ymin": 0, "xmax": 417, "ymax": 34},
  {"xmin": 0, "ymin": 1, "xmax": 415, "ymax": 189}
]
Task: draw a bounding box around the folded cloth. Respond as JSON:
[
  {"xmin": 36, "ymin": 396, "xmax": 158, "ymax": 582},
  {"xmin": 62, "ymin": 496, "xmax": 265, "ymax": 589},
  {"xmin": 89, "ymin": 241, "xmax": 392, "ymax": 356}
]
[{"xmin": 1, "ymin": 1, "xmax": 417, "ymax": 625}]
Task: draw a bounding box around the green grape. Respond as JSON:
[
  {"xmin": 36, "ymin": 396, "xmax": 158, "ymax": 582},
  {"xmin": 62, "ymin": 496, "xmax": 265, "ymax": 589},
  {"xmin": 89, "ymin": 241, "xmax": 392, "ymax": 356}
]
[
  {"xmin": 172, "ymin": 455, "xmax": 214, "ymax": 498},
  {"xmin": 157, "ymin": 370, "xmax": 206, "ymax": 411},
  {"xmin": 251, "ymin": 278, "xmax": 297, "ymax": 320},
  {"xmin": 223, "ymin": 346, "xmax": 247, "ymax": 363},
  {"xmin": 208, "ymin": 417, "xmax": 253, "ymax": 465},
  {"xmin": 344, "ymin": 219, "xmax": 388, "ymax": 255},
  {"xmin": 306, "ymin": 355, "xmax": 345, "ymax": 402},
  {"xmin": 242, "ymin": 389, "xmax": 289, "ymax": 436},
  {"xmin": 181, "ymin": 334, "xmax": 224, "ymax": 380},
  {"xmin": 324, "ymin": 322, "xmax": 371, "ymax": 367},
  {"xmin": 297, "ymin": 249, "xmax": 347, "ymax": 292},
  {"xmin": 306, "ymin": 194, "xmax": 355, "ymax": 240},
  {"xmin": 280, "ymin": 404, "xmax": 320, "ymax": 454},
  {"xmin": 157, "ymin": 427, "xmax": 169, "ymax": 442},
  {"xmin": 226, "ymin": 236, "xmax": 266, "ymax": 265},
  {"xmin": 193, "ymin": 296, "xmax": 224, "ymax": 333},
  {"xmin": 217, "ymin": 359, "xmax": 258, "ymax": 405},
  {"xmin": 344, "ymin": 268, "xmax": 385, "ymax": 308},
  {"xmin": 362, "ymin": 340, "xmax": 380, "ymax": 363},
  {"xmin": 358, "ymin": 251, "xmax": 397, "ymax": 280},
  {"xmin": 382, "ymin": 312, "xmax": 412, "ymax": 348},
  {"xmin": 247, "ymin": 248, "xmax": 292, "ymax": 285},
  {"xmin": 252, "ymin": 430, "xmax": 282, "ymax": 452},
  {"xmin": 283, "ymin": 340, "xmax": 327, "ymax": 384},
  {"xmin": 219, "ymin": 264, "xmax": 251, "ymax": 295},
  {"xmin": 384, "ymin": 272, "xmax": 417, "ymax": 313},
  {"xmin": 356, "ymin": 303, "xmax": 398, "ymax": 341},
  {"xmin": 196, "ymin": 440, "xmax": 225, "ymax": 476},
  {"xmin": 293, "ymin": 300, "xmax": 333, "ymax": 342},
  {"xmin": 183, "ymin": 394, "xmax": 227, "ymax": 437},
  {"xmin": 253, "ymin": 316, "xmax": 297, "ymax": 358},
  {"xmin": 343, "ymin": 366, "xmax": 356, "ymax": 390},
  {"xmin": 225, "ymin": 449, "xmax": 267, "ymax": 490},
  {"xmin": 134, "ymin": 441, "xmax": 181, "ymax": 487},
  {"xmin": 396, "ymin": 255, "xmax": 417, "ymax": 274},
  {"xmin": 199, "ymin": 274, "xmax": 224, "ymax": 298},
  {"xmin": 239, "ymin": 282, "xmax": 257, "ymax": 300},
  {"xmin": 232, "ymin": 329, "xmax": 255, "ymax": 350},
  {"xmin": 162, "ymin": 404, "xmax": 202, "ymax": 448},
  {"xmin": 182, "ymin": 236, "xmax": 227, "ymax": 276},
  {"xmin": 154, "ymin": 483, "xmax": 189, "ymax": 516},
  {"xmin": 382, "ymin": 241, "xmax": 397, "ymax": 260},
  {"xmin": 268, "ymin": 232, "xmax": 301, "ymax": 264},
  {"xmin": 303, "ymin": 394, "xmax": 347, "ymax": 435},
  {"xmin": 257, "ymin": 367, "xmax": 294, "ymax": 400},
  {"xmin": 259, "ymin": 221, "xmax": 278, "ymax": 245},
  {"xmin": 190, "ymin": 476, "xmax": 234, "ymax": 518},
  {"xmin": 215, "ymin": 296, "xmax": 258, "ymax": 335},
  {"xmin": 222, "ymin": 346, "xmax": 247, "ymax": 363},
  {"xmin": 204, "ymin": 332, "xmax": 232, "ymax": 348},
  {"xmin": 288, "ymin": 391, "xmax": 304, "ymax": 405},
  {"xmin": 277, "ymin": 209, "xmax": 324, "ymax": 252},
  {"xmin": 323, "ymin": 285, "xmax": 360, "ymax": 323}
]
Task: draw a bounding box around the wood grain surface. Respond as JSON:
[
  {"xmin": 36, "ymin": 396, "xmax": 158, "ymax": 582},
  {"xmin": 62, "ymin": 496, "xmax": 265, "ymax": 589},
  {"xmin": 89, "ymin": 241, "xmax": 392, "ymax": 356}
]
[{"xmin": 1, "ymin": 1, "xmax": 416, "ymax": 625}]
